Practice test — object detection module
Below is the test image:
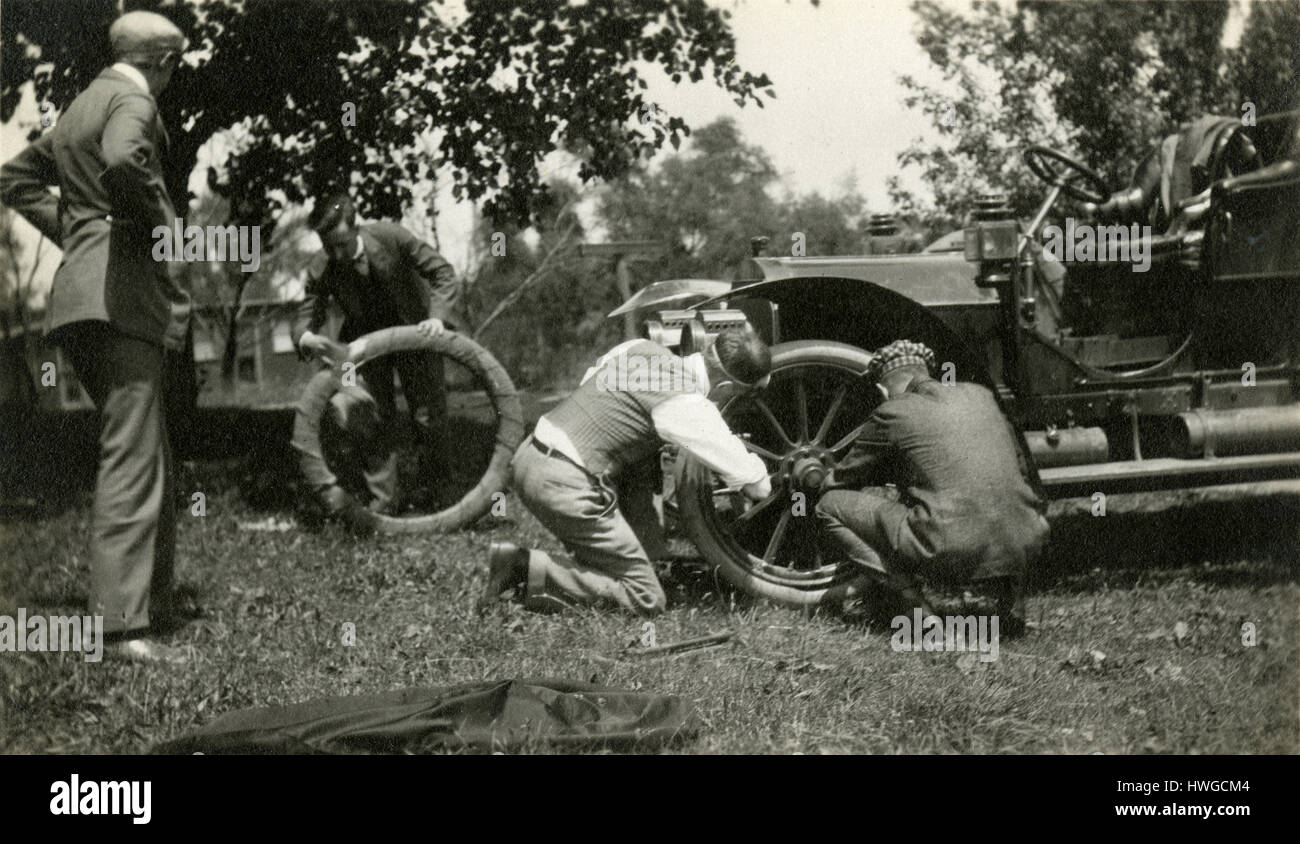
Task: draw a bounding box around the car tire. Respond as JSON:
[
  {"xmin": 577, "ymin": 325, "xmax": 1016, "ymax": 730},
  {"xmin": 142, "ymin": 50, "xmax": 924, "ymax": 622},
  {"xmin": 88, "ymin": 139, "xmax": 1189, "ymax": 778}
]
[{"xmin": 675, "ymin": 340, "xmax": 880, "ymax": 608}]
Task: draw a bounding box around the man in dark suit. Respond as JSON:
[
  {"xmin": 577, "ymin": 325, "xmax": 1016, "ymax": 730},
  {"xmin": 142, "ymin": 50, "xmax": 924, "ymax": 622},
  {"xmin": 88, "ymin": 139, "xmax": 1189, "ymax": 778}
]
[
  {"xmin": 293, "ymin": 194, "xmax": 461, "ymax": 513},
  {"xmin": 0, "ymin": 11, "xmax": 192, "ymax": 664},
  {"xmin": 816, "ymin": 340, "xmax": 1049, "ymax": 633}
]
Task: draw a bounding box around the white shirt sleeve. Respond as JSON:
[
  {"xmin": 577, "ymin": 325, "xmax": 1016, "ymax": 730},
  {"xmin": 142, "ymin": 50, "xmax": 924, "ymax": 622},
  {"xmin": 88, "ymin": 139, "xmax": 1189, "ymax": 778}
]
[{"xmin": 651, "ymin": 393, "xmax": 770, "ymax": 489}]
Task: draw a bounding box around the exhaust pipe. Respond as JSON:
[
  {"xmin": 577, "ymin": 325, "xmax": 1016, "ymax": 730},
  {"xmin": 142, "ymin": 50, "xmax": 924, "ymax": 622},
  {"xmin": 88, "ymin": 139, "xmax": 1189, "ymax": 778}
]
[
  {"xmin": 1176, "ymin": 405, "xmax": 1300, "ymax": 458},
  {"xmin": 1025, "ymin": 427, "xmax": 1109, "ymax": 468}
]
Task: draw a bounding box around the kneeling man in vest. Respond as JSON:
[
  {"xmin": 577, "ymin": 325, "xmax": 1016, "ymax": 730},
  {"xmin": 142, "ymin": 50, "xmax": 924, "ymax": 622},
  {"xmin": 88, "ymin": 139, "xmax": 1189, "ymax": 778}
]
[
  {"xmin": 816, "ymin": 340, "xmax": 1049, "ymax": 632},
  {"xmin": 486, "ymin": 327, "xmax": 773, "ymax": 615}
]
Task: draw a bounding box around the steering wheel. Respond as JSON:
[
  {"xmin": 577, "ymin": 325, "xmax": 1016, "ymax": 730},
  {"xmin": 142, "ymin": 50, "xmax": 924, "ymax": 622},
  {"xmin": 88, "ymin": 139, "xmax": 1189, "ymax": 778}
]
[{"xmin": 1023, "ymin": 145, "xmax": 1110, "ymax": 204}]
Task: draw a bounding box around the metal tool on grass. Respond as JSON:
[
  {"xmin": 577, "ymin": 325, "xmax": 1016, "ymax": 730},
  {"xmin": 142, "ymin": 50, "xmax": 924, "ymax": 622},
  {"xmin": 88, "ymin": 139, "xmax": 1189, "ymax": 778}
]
[{"xmin": 621, "ymin": 630, "xmax": 736, "ymax": 659}]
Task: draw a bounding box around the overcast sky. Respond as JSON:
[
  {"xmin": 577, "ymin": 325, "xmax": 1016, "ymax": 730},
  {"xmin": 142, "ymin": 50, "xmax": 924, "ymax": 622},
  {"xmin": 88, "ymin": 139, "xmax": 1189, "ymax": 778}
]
[
  {"xmin": 645, "ymin": 0, "xmax": 941, "ymax": 204},
  {"xmin": 434, "ymin": 0, "xmax": 944, "ymax": 276}
]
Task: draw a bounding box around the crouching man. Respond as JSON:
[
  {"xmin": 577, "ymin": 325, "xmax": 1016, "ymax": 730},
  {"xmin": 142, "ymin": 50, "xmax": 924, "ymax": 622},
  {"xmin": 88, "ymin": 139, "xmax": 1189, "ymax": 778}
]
[
  {"xmin": 815, "ymin": 340, "xmax": 1049, "ymax": 634},
  {"xmin": 484, "ymin": 327, "xmax": 774, "ymax": 615}
]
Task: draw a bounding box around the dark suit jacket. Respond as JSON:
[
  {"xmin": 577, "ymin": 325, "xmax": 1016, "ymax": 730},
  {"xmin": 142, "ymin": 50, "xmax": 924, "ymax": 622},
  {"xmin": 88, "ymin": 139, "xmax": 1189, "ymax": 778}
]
[
  {"xmin": 293, "ymin": 221, "xmax": 460, "ymax": 346},
  {"xmin": 0, "ymin": 67, "xmax": 187, "ymax": 350},
  {"xmin": 827, "ymin": 377, "xmax": 1048, "ymax": 579}
]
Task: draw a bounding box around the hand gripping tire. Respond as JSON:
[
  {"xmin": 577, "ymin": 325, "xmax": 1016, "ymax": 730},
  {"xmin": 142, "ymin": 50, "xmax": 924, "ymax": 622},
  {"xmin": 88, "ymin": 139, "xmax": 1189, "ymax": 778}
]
[{"xmin": 292, "ymin": 326, "xmax": 524, "ymax": 534}]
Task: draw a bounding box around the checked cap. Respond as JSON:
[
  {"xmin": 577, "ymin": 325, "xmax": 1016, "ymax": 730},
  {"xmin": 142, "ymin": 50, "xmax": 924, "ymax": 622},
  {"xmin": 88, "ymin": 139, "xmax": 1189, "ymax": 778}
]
[{"xmin": 865, "ymin": 339, "xmax": 937, "ymax": 383}]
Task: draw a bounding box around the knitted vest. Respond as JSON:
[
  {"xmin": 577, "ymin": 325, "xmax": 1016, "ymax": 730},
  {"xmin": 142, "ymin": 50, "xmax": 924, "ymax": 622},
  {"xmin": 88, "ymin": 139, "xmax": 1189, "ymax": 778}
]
[{"xmin": 542, "ymin": 340, "xmax": 700, "ymax": 475}]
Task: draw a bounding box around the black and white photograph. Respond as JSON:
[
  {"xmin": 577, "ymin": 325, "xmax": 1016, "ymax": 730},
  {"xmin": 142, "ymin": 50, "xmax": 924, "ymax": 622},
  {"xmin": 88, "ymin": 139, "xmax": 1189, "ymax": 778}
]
[{"xmin": 0, "ymin": 0, "xmax": 1295, "ymax": 809}]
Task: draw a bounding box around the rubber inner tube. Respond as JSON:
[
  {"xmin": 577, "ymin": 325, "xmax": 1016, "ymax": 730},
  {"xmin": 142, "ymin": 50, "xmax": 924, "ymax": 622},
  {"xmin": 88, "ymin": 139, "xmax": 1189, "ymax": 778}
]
[{"xmin": 291, "ymin": 326, "xmax": 524, "ymax": 534}]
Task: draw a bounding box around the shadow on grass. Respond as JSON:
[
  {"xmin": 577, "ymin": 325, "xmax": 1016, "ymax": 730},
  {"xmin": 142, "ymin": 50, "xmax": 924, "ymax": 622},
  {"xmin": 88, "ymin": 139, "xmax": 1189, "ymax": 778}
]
[
  {"xmin": 1040, "ymin": 494, "xmax": 1299, "ymax": 589},
  {"xmin": 0, "ymin": 404, "xmax": 504, "ymax": 523},
  {"xmin": 0, "ymin": 406, "xmax": 300, "ymax": 520}
]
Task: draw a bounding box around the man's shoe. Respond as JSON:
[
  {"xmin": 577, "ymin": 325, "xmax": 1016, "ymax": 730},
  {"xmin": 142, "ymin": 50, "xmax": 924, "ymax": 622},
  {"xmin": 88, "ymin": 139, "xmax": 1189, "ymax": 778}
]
[
  {"xmin": 985, "ymin": 577, "xmax": 1031, "ymax": 638},
  {"xmin": 108, "ymin": 637, "xmax": 192, "ymax": 667},
  {"xmin": 999, "ymin": 612, "xmax": 1028, "ymax": 638},
  {"xmin": 900, "ymin": 587, "xmax": 937, "ymax": 619},
  {"xmin": 995, "ymin": 595, "xmax": 1032, "ymax": 638},
  {"xmin": 481, "ymin": 541, "xmax": 528, "ymax": 607},
  {"xmin": 867, "ymin": 583, "xmax": 935, "ymax": 627}
]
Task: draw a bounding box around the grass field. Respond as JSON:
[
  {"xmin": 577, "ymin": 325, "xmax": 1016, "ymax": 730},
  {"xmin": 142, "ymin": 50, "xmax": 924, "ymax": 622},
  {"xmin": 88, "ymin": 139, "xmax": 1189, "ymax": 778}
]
[{"xmin": 1, "ymin": 410, "xmax": 1297, "ymax": 754}]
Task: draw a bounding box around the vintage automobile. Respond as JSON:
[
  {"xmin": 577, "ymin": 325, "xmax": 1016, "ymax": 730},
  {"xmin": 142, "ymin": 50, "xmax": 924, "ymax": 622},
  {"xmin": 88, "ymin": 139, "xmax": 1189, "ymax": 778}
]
[{"xmin": 614, "ymin": 110, "xmax": 1300, "ymax": 608}]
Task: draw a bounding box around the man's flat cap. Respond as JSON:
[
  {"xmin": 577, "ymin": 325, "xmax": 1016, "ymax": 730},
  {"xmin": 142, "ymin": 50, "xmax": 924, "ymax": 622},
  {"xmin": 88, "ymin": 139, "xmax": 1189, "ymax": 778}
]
[
  {"xmin": 865, "ymin": 339, "xmax": 937, "ymax": 382},
  {"xmin": 109, "ymin": 11, "xmax": 189, "ymax": 60}
]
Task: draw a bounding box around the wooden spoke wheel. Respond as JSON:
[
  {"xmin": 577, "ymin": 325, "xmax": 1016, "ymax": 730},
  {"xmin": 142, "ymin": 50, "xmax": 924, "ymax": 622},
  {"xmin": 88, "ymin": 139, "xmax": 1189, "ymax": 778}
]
[{"xmin": 675, "ymin": 341, "xmax": 881, "ymax": 607}]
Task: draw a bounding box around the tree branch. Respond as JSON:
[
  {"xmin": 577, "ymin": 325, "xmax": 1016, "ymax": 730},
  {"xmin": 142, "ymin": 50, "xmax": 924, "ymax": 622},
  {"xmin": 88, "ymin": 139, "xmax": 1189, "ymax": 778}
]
[{"xmin": 472, "ymin": 203, "xmax": 580, "ymax": 340}]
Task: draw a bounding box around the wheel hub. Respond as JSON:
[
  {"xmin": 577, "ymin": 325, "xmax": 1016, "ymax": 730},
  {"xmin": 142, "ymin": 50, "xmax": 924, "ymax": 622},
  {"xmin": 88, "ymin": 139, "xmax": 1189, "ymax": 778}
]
[{"xmin": 783, "ymin": 448, "xmax": 830, "ymax": 493}]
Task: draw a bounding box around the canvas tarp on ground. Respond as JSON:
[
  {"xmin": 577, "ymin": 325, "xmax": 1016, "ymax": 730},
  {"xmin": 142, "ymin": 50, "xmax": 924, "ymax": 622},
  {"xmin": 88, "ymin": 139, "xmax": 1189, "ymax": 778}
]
[{"xmin": 155, "ymin": 678, "xmax": 700, "ymax": 754}]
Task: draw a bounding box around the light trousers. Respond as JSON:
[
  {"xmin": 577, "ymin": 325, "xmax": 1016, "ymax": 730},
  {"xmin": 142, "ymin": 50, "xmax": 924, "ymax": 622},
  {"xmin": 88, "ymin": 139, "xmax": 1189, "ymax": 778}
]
[
  {"xmin": 61, "ymin": 323, "xmax": 175, "ymax": 634},
  {"xmin": 510, "ymin": 439, "xmax": 666, "ymax": 615}
]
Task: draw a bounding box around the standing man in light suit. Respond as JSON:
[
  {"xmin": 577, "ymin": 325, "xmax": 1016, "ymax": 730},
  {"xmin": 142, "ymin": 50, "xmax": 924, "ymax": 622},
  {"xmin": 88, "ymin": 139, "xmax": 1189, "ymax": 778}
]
[{"xmin": 0, "ymin": 12, "xmax": 193, "ymax": 664}]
